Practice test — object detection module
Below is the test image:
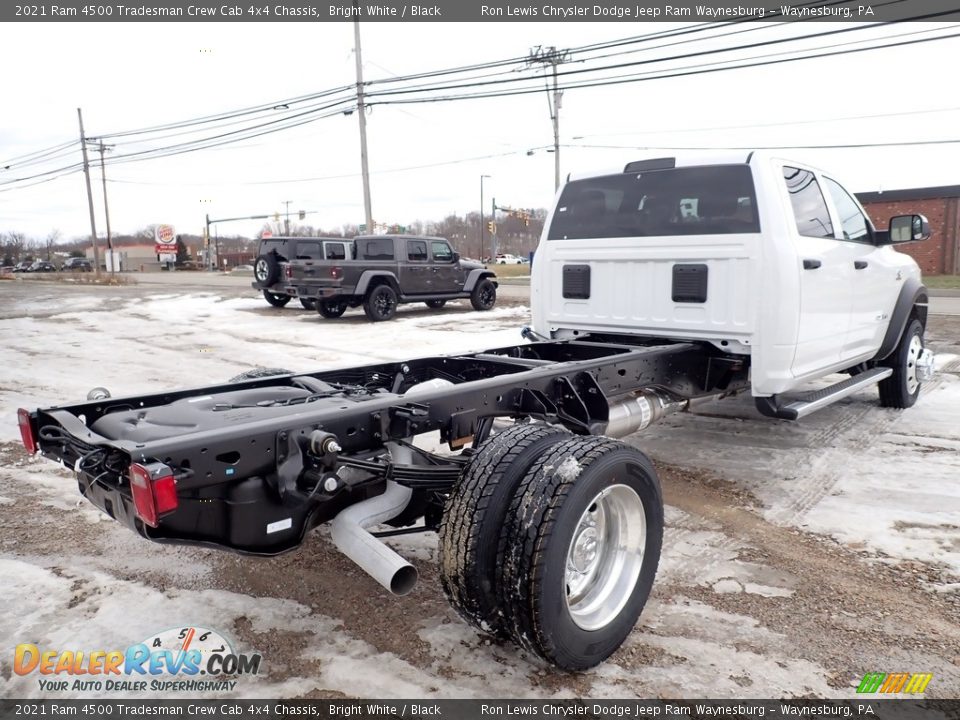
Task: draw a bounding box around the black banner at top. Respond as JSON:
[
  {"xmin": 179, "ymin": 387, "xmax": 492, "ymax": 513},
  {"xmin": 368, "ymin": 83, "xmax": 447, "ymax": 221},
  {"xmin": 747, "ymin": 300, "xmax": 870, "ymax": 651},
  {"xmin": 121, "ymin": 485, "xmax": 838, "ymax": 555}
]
[{"xmin": 4, "ymin": 0, "xmax": 960, "ymax": 22}]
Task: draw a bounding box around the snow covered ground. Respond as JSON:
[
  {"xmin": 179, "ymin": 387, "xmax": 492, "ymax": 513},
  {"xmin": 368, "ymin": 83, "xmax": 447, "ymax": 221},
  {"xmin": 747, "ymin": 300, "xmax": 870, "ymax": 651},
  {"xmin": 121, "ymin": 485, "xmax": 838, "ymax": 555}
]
[{"xmin": 1, "ymin": 281, "xmax": 958, "ymax": 700}]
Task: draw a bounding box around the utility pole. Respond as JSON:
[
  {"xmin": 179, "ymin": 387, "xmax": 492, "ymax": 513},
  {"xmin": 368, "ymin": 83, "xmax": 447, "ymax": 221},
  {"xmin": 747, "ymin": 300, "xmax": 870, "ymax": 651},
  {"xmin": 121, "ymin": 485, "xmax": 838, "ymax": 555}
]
[
  {"xmin": 480, "ymin": 174, "xmax": 490, "ymax": 262},
  {"xmin": 94, "ymin": 140, "xmax": 115, "ymax": 272},
  {"xmin": 527, "ymin": 46, "xmax": 570, "ymax": 191},
  {"xmin": 283, "ymin": 200, "xmax": 292, "ymax": 235},
  {"xmin": 353, "ymin": 14, "xmax": 373, "ymax": 231},
  {"xmin": 77, "ymin": 108, "xmax": 101, "ymax": 275}
]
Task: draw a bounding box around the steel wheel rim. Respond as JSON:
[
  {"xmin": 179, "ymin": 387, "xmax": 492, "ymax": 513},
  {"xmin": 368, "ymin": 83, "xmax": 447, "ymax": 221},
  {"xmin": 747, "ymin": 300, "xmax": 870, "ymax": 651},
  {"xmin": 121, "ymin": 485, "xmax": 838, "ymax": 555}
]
[
  {"xmin": 906, "ymin": 334, "xmax": 922, "ymax": 394},
  {"xmin": 564, "ymin": 483, "xmax": 646, "ymax": 631}
]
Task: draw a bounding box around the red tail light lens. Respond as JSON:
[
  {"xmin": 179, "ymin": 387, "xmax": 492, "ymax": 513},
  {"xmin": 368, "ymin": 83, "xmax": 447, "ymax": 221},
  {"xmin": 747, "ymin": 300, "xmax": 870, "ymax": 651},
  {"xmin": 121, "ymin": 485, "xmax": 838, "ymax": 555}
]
[
  {"xmin": 17, "ymin": 408, "xmax": 37, "ymax": 454},
  {"xmin": 284, "ymin": 265, "xmax": 293, "ymax": 279},
  {"xmin": 129, "ymin": 462, "xmax": 178, "ymax": 528},
  {"xmin": 330, "ymin": 267, "xmax": 342, "ymax": 280}
]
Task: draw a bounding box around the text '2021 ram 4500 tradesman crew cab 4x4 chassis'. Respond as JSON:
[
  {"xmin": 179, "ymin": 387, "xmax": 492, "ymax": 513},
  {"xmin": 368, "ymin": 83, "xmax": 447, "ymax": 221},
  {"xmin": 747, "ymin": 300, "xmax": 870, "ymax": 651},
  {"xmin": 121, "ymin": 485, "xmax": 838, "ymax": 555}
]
[
  {"xmin": 253, "ymin": 234, "xmax": 498, "ymax": 321},
  {"xmin": 20, "ymin": 152, "xmax": 934, "ymax": 670}
]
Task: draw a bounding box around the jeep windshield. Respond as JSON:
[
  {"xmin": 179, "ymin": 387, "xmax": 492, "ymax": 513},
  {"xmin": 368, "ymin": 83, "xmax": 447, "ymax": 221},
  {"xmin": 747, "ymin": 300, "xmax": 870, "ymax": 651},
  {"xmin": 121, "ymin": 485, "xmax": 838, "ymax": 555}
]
[{"xmin": 547, "ymin": 164, "xmax": 760, "ymax": 240}]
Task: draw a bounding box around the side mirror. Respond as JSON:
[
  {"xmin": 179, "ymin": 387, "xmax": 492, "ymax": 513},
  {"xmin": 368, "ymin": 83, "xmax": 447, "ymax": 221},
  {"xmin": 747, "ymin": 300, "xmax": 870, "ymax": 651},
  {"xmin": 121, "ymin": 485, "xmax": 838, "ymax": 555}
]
[
  {"xmin": 452, "ymin": 252, "xmax": 460, "ymax": 263},
  {"xmin": 888, "ymin": 214, "xmax": 930, "ymax": 243}
]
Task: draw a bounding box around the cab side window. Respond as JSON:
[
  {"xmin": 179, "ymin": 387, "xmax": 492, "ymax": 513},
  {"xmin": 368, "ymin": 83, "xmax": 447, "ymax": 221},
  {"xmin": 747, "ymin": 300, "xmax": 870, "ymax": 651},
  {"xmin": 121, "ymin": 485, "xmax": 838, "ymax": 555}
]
[
  {"xmin": 407, "ymin": 240, "xmax": 428, "ymax": 262},
  {"xmin": 324, "ymin": 243, "xmax": 346, "ymax": 260},
  {"xmin": 824, "ymin": 177, "xmax": 871, "ymax": 243},
  {"xmin": 431, "ymin": 241, "xmax": 454, "ymax": 262},
  {"xmin": 295, "ymin": 242, "xmax": 322, "ymax": 260},
  {"xmin": 361, "ymin": 239, "xmax": 395, "ymax": 260},
  {"xmin": 783, "ymin": 167, "xmax": 834, "ymax": 239}
]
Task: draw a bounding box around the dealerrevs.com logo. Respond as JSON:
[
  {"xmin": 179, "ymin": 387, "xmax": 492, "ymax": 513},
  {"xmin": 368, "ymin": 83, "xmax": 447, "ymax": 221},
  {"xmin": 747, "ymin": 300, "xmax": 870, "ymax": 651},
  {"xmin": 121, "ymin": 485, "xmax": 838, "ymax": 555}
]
[{"xmin": 14, "ymin": 626, "xmax": 262, "ymax": 693}]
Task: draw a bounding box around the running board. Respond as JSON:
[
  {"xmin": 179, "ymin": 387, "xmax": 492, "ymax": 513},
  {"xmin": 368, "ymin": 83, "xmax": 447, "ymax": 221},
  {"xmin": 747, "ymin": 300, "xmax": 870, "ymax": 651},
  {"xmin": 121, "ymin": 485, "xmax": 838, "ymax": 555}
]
[{"xmin": 755, "ymin": 368, "xmax": 893, "ymax": 420}]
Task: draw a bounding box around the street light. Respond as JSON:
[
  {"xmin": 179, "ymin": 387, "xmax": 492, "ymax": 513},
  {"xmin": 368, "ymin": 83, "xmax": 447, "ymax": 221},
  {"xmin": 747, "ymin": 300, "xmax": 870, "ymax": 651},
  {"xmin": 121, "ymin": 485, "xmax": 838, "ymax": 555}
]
[{"xmin": 480, "ymin": 174, "xmax": 491, "ymax": 263}]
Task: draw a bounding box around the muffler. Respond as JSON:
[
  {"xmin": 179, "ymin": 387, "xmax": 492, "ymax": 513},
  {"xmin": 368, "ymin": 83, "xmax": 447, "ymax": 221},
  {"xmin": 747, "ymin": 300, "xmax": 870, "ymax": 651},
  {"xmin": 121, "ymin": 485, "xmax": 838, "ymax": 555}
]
[{"xmin": 604, "ymin": 389, "xmax": 687, "ymax": 438}]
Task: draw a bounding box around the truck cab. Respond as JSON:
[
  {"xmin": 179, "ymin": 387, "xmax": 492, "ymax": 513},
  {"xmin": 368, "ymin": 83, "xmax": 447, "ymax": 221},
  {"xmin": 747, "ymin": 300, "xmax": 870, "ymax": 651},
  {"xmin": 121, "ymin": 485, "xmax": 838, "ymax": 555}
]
[{"xmin": 531, "ymin": 152, "xmax": 932, "ymax": 400}]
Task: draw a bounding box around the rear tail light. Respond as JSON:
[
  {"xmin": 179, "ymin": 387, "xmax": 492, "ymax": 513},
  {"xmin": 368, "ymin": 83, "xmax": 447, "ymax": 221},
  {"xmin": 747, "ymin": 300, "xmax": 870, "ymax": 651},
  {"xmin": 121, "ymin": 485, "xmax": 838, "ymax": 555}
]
[
  {"xmin": 129, "ymin": 462, "xmax": 178, "ymax": 528},
  {"xmin": 284, "ymin": 265, "xmax": 293, "ymax": 279},
  {"xmin": 330, "ymin": 266, "xmax": 342, "ymax": 280},
  {"xmin": 17, "ymin": 408, "xmax": 37, "ymax": 454}
]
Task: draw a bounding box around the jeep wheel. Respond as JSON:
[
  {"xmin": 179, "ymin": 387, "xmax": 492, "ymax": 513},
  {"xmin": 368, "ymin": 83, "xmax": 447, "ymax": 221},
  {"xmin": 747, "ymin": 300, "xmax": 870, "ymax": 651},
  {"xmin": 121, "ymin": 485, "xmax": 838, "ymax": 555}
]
[
  {"xmin": 470, "ymin": 278, "xmax": 496, "ymax": 311},
  {"xmin": 496, "ymin": 436, "xmax": 663, "ymax": 670},
  {"xmin": 425, "ymin": 299, "xmax": 446, "ymax": 309},
  {"xmin": 263, "ymin": 290, "xmax": 291, "ymax": 308},
  {"xmin": 254, "ymin": 253, "xmax": 280, "ymax": 286},
  {"xmin": 879, "ymin": 317, "xmax": 927, "ymax": 409},
  {"xmin": 299, "ymin": 297, "xmax": 318, "ymax": 310},
  {"xmin": 364, "ymin": 284, "xmax": 398, "ymax": 322},
  {"xmin": 318, "ymin": 300, "xmax": 347, "ymax": 319}
]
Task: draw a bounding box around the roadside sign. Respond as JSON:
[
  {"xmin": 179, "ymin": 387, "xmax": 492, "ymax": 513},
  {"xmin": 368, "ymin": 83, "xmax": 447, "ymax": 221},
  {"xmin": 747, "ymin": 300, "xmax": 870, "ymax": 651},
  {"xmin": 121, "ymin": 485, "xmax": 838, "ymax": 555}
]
[{"xmin": 154, "ymin": 224, "xmax": 177, "ymax": 254}]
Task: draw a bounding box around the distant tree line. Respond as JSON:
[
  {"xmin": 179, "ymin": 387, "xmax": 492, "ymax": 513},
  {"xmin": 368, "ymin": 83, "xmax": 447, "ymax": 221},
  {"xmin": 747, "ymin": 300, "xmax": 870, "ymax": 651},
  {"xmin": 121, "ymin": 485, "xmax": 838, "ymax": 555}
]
[{"xmin": 2, "ymin": 208, "xmax": 548, "ymax": 267}]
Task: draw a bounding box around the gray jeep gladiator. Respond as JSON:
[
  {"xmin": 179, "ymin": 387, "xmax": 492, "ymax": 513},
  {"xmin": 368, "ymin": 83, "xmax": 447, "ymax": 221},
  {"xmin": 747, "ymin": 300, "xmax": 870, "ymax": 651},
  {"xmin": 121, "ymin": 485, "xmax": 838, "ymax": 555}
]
[{"xmin": 255, "ymin": 234, "xmax": 498, "ymax": 321}]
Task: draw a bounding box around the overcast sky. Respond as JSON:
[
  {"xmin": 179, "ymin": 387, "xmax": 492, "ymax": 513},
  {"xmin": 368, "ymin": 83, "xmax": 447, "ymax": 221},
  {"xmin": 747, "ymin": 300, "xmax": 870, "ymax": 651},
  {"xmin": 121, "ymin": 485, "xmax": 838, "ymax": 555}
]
[{"xmin": 2, "ymin": 20, "xmax": 959, "ymax": 242}]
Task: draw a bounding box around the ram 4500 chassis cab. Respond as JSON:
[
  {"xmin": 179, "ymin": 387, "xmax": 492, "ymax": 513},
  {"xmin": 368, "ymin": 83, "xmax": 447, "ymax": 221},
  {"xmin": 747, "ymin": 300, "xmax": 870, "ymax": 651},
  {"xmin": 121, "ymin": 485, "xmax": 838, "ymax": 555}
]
[{"xmin": 19, "ymin": 152, "xmax": 935, "ymax": 671}]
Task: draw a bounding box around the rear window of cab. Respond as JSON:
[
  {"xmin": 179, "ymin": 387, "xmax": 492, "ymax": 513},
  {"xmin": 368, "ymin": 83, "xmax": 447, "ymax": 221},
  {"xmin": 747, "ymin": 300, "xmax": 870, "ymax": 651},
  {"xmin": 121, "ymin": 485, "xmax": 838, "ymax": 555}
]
[{"xmin": 548, "ymin": 165, "xmax": 760, "ymax": 240}]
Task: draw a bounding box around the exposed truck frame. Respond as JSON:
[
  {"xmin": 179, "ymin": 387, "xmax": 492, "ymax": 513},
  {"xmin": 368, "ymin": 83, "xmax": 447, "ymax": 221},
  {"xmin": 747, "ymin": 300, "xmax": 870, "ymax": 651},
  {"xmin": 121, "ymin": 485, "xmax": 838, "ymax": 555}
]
[{"xmin": 18, "ymin": 152, "xmax": 935, "ymax": 671}]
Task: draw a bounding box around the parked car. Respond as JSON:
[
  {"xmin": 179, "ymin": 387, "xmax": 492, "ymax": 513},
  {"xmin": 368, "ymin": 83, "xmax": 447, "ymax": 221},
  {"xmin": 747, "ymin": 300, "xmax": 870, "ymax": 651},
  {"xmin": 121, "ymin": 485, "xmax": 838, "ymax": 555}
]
[
  {"xmin": 28, "ymin": 261, "xmax": 58, "ymax": 273},
  {"xmin": 495, "ymin": 253, "xmax": 523, "ymax": 264},
  {"xmin": 62, "ymin": 258, "xmax": 93, "ymax": 272},
  {"xmin": 12, "ymin": 261, "xmax": 33, "ymax": 273}
]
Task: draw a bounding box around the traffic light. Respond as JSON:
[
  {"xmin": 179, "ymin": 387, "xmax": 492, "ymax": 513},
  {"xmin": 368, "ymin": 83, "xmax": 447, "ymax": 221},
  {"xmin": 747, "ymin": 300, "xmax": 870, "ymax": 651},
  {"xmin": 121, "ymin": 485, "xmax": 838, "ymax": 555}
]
[
  {"xmin": 273, "ymin": 212, "xmax": 280, "ymax": 222},
  {"xmin": 487, "ymin": 221, "xmax": 495, "ymax": 234},
  {"xmin": 298, "ymin": 210, "xmax": 306, "ymax": 220}
]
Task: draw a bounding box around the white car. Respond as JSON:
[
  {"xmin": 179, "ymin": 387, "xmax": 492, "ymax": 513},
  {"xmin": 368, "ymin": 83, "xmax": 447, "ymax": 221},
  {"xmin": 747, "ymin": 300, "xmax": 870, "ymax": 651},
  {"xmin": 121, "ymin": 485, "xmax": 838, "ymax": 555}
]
[{"xmin": 496, "ymin": 254, "xmax": 523, "ymax": 264}]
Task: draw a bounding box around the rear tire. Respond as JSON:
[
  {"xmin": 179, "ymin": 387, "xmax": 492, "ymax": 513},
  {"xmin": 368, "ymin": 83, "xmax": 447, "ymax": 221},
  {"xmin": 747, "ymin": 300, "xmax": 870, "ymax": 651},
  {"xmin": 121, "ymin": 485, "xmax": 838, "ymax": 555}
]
[
  {"xmin": 439, "ymin": 423, "xmax": 571, "ymax": 636},
  {"xmin": 318, "ymin": 300, "xmax": 347, "ymax": 319},
  {"xmin": 879, "ymin": 317, "xmax": 925, "ymax": 408},
  {"xmin": 425, "ymin": 299, "xmax": 446, "ymax": 309},
  {"xmin": 299, "ymin": 297, "xmax": 318, "ymax": 310},
  {"xmin": 263, "ymin": 290, "xmax": 290, "ymax": 308},
  {"xmin": 496, "ymin": 436, "xmax": 663, "ymax": 670},
  {"xmin": 363, "ymin": 284, "xmax": 398, "ymax": 321},
  {"xmin": 470, "ymin": 278, "xmax": 496, "ymax": 311}
]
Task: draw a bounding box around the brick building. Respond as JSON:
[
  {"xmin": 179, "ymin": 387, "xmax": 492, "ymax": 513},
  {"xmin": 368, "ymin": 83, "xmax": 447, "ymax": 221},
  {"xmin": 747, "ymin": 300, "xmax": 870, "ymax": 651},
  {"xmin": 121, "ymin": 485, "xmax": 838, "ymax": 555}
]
[{"xmin": 856, "ymin": 185, "xmax": 960, "ymax": 275}]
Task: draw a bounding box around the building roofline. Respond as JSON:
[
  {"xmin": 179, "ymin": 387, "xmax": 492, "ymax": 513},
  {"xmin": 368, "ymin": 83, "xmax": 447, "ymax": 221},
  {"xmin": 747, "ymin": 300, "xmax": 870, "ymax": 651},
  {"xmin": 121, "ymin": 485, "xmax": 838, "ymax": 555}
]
[{"xmin": 856, "ymin": 185, "xmax": 960, "ymax": 203}]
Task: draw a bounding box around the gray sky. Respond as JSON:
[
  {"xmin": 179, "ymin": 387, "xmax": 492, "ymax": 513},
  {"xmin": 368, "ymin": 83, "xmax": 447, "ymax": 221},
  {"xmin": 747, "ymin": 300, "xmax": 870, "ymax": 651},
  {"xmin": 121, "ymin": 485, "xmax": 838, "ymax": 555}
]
[{"xmin": 2, "ymin": 20, "xmax": 959, "ymax": 241}]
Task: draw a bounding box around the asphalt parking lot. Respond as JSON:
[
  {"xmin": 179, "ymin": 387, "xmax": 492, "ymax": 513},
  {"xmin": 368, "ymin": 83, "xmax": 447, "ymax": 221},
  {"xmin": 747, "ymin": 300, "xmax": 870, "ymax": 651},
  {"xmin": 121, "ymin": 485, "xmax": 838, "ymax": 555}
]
[{"xmin": 1, "ymin": 275, "xmax": 958, "ymax": 699}]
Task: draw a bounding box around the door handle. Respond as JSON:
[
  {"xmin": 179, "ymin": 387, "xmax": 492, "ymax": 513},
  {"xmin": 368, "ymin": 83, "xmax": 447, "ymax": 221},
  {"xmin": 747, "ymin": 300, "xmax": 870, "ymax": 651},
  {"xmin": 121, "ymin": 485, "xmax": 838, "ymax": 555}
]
[
  {"xmin": 854, "ymin": 260, "xmax": 868, "ymax": 270},
  {"xmin": 802, "ymin": 259, "xmax": 822, "ymax": 270}
]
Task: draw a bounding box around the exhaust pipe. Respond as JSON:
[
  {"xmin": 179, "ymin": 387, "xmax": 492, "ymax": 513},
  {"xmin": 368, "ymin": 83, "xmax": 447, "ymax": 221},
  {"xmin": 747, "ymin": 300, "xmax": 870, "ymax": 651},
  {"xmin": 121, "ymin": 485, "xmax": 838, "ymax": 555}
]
[
  {"xmin": 328, "ymin": 379, "xmax": 454, "ymax": 596},
  {"xmin": 330, "ymin": 443, "xmax": 418, "ymax": 596}
]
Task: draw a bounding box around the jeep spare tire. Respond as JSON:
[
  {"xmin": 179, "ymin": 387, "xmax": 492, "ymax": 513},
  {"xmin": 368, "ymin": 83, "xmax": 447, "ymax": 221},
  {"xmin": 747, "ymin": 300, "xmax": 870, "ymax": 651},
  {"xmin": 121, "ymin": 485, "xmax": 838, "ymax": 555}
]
[{"xmin": 254, "ymin": 253, "xmax": 280, "ymax": 286}]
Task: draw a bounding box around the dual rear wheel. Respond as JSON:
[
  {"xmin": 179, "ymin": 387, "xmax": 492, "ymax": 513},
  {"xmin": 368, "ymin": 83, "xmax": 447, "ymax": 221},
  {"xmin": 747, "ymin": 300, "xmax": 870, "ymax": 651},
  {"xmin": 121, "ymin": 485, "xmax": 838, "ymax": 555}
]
[{"xmin": 438, "ymin": 424, "xmax": 663, "ymax": 670}]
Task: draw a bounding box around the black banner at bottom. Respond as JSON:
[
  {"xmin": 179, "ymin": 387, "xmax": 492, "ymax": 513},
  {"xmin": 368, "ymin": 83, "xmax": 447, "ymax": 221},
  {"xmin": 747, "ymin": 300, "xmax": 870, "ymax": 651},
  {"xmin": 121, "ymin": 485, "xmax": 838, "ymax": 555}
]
[{"xmin": 1, "ymin": 700, "xmax": 959, "ymax": 720}]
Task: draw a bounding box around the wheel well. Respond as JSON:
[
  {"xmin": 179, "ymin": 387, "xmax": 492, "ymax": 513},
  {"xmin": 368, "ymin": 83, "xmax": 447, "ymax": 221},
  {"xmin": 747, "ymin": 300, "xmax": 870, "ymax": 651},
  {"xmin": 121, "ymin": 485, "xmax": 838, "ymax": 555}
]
[
  {"xmin": 912, "ymin": 293, "xmax": 929, "ymax": 329},
  {"xmin": 365, "ymin": 276, "xmax": 399, "ymax": 295}
]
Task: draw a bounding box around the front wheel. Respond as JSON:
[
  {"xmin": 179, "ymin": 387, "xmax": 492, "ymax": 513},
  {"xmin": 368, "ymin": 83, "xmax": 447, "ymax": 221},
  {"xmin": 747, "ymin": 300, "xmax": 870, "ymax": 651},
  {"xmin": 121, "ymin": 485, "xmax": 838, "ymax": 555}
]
[
  {"xmin": 318, "ymin": 299, "xmax": 347, "ymax": 319},
  {"xmin": 263, "ymin": 290, "xmax": 291, "ymax": 308},
  {"xmin": 879, "ymin": 317, "xmax": 927, "ymax": 408},
  {"xmin": 363, "ymin": 284, "xmax": 398, "ymax": 322},
  {"xmin": 470, "ymin": 279, "xmax": 496, "ymax": 311},
  {"xmin": 496, "ymin": 436, "xmax": 663, "ymax": 670}
]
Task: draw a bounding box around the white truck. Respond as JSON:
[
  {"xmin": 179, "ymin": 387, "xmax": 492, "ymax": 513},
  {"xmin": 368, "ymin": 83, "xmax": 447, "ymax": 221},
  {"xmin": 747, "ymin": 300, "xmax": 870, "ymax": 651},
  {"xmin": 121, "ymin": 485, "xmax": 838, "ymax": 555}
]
[{"xmin": 19, "ymin": 152, "xmax": 933, "ymax": 671}]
